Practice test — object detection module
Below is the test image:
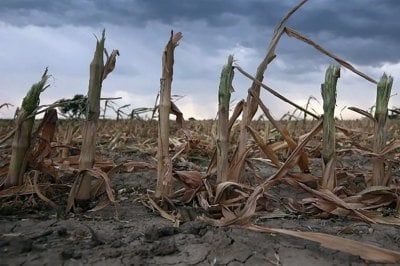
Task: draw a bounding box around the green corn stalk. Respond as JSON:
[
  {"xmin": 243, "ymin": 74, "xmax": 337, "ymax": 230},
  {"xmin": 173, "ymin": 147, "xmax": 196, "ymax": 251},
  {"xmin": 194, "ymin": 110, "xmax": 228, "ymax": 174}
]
[
  {"xmin": 217, "ymin": 55, "xmax": 234, "ymax": 183},
  {"xmin": 321, "ymin": 65, "xmax": 340, "ymax": 190},
  {"xmin": 372, "ymin": 73, "xmax": 393, "ymax": 186},
  {"xmin": 5, "ymin": 70, "xmax": 49, "ymax": 187}
]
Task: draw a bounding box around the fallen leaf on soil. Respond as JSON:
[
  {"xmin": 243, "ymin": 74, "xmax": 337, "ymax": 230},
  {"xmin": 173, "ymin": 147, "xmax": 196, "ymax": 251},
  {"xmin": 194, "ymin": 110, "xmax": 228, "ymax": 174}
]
[
  {"xmin": 247, "ymin": 224, "xmax": 400, "ymax": 263},
  {"xmin": 0, "ymin": 183, "xmax": 69, "ymax": 198},
  {"xmin": 214, "ymin": 181, "xmax": 253, "ymax": 204},
  {"xmin": 147, "ymin": 196, "xmax": 181, "ymax": 226},
  {"xmin": 67, "ymin": 168, "xmax": 116, "ymax": 212},
  {"xmin": 202, "ymin": 186, "xmax": 264, "ymax": 226},
  {"xmin": 174, "ymin": 171, "xmax": 204, "ymax": 189},
  {"xmin": 32, "ymin": 170, "xmax": 57, "ymax": 208}
]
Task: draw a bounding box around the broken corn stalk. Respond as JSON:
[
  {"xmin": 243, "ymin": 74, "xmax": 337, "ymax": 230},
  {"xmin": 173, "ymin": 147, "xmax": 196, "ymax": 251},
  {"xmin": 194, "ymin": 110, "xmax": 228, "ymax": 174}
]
[
  {"xmin": 217, "ymin": 55, "xmax": 234, "ymax": 183},
  {"xmin": 5, "ymin": 69, "xmax": 49, "ymax": 187},
  {"xmin": 321, "ymin": 65, "xmax": 340, "ymax": 190},
  {"xmin": 372, "ymin": 73, "xmax": 393, "ymax": 186},
  {"xmin": 155, "ymin": 31, "xmax": 182, "ymax": 198},
  {"xmin": 75, "ymin": 30, "xmax": 106, "ymax": 202}
]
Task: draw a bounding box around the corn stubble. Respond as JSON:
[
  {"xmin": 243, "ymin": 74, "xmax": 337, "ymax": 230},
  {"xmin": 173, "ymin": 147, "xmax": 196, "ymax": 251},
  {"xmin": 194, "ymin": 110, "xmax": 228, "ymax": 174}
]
[
  {"xmin": 216, "ymin": 55, "xmax": 234, "ymax": 183},
  {"xmin": 3, "ymin": 69, "xmax": 49, "ymax": 188},
  {"xmin": 372, "ymin": 74, "xmax": 393, "ymax": 186},
  {"xmin": 70, "ymin": 29, "xmax": 119, "ymax": 208},
  {"xmin": 1, "ymin": 0, "xmax": 400, "ymax": 263},
  {"xmin": 321, "ymin": 65, "xmax": 340, "ymax": 190},
  {"xmin": 155, "ymin": 31, "xmax": 183, "ymax": 199}
]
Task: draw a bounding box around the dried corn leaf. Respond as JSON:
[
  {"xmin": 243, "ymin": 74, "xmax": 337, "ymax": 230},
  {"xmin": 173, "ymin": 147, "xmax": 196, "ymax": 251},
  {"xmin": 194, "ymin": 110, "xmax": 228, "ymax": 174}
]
[
  {"xmin": 269, "ymin": 141, "xmax": 289, "ymax": 152},
  {"xmin": 148, "ymin": 196, "xmax": 181, "ymax": 225},
  {"xmin": 203, "ymin": 186, "xmax": 264, "ymax": 226},
  {"xmin": 170, "ymin": 101, "xmax": 184, "ymax": 129},
  {"xmin": 247, "ymin": 224, "xmax": 400, "ymax": 263},
  {"xmin": 228, "ymin": 146, "xmax": 251, "ymax": 181},
  {"xmin": 214, "ymin": 181, "xmax": 253, "ymax": 204},
  {"xmin": 356, "ymin": 210, "xmax": 400, "ymax": 226},
  {"xmin": 265, "ymin": 119, "xmax": 323, "ymax": 183},
  {"xmin": 249, "ymin": 89, "xmax": 310, "ymax": 173},
  {"xmin": 287, "ymin": 179, "xmax": 386, "ymax": 223},
  {"xmin": 103, "ymin": 49, "xmax": 120, "ymax": 80},
  {"xmin": 0, "ymin": 183, "xmax": 69, "ymax": 198},
  {"xmin": 248, "ymin": 125, "xmax": 281, "ymax": 167},
  {"xmin": 174, "ymin": 170, "xmax": 204, "ymax": 189},
  {"xmin": 88, "ymin": 195, "xmax": 112, "ymax": 212},
  {"xmin": 67, "ymin": 168, "xmax": 116, "ymax": 212},
  {"xmin": 30, "ymin": 109, "xmax": 57, "ymax": 164},
  {"xmin": 284, "ymin": 27, "xmax": 377, "ymax": 84},
  {"xmin": 32, "ymin": 170, "xmax": 57, "ymax": 208}
]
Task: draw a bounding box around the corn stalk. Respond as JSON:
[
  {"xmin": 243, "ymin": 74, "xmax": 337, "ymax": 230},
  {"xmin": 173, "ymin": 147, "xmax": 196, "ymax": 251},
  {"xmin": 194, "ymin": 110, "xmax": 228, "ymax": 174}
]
[
  {"xmin": 74, "ymin": 30, "xmax": 119, "ymax": 202},
  {"xmin": 155, "ymin": 31, "xmax": 183, "ymax": 198},
  {"xmin": 372, "ymin": 74, "xmax": 393, "ymax": 186},
  {"xmin": 217, "ymin": 55, "xmax": 234, "ymax": 183},
  {"xmin": 321, "ymin": 65, "xmax": 340, "ymax": 190},
  {"xmin": 229, "ymin": 0, "xmax": 308, "ymax": 182},
  {"xmin": 4, "ymin": 69, "xmax": 49, "ymax": 188}
]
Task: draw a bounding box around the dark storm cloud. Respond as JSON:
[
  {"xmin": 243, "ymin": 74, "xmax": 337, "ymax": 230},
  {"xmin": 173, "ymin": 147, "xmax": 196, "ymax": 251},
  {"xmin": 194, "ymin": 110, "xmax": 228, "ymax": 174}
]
[
  {"xmin": 0, "ymin": 0, "xmax": 286, "ymax": 27},
  {"xmin": 0, "ymin": 0, "xmax": 399, "ymax": 66},
  {"xmin": 283, "ymin": 0, "xmax": 400, "ymax": 65}
]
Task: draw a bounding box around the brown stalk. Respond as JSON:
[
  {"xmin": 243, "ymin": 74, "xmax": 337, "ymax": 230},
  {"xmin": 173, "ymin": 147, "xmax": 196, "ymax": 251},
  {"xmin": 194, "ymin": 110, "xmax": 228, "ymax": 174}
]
[
  {"xmin": 284, "ymin": 27, "xmax": 377, "ymax": 84},
  {"xmin": 155, "ymin": 31, "xmax": 183, "ymax": 199},
  {"xmin": 231, "ymin": 0, "xmax": 308, "ymax": 182},
  {"xmin": 204, "ymin": 119, "xmax": 323, "ymax": 227},
  {"xmin": 170, "ymin": 101, "xmax": 184, "ymax": 129},
  {"xmin": 247, "ymin": 125, "xmax": 281, "ymax": 167},
  {"xmin": 75, "ymin": 30, "xmax": 119, "ymax": 203},
  {"xmin": 75, "ymin": 31, "xmax": 106, "ymax": 202},
  {"xmin": 249, "ymin": 89, "xmax": 310, "ymax": 173},
  {"xmin": 234, "ymin": 65, "xmax": 319, "ymax": 119}
]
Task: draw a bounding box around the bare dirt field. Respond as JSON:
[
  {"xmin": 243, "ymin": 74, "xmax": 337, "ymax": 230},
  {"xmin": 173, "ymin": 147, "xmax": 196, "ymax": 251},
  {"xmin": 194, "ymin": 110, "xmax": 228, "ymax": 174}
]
[{"xmin": 1, "ymin": 144, "xmax": 399, "ymax": 265}]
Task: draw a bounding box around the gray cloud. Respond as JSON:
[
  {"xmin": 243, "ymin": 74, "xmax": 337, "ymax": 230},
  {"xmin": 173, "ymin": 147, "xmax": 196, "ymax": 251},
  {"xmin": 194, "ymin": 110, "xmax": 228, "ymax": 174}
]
[
  {"xmin": 0, "ymin": 0, "xmax": 283, "ymax": 27},
  {"xmin": 1, "ymin": 0, "xmax": 398, "ymax": 66},
  {"xmin": 0, "ymin": 1, "xmax": 399, "ymax": 119}
]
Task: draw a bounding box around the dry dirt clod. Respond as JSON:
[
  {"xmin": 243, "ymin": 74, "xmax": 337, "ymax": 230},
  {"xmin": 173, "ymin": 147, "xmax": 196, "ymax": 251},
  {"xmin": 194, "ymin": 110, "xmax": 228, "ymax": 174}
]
[{"xmin": 144, "ymin": 225, "xmax": 180, "ymax": 243}]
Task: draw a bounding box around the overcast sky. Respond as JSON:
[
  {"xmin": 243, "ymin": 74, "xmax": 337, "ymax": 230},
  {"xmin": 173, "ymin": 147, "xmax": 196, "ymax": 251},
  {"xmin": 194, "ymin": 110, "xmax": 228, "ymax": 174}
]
[{"xmin": 0, "ymin": 0, "xmax": 399, "ymax": 119}]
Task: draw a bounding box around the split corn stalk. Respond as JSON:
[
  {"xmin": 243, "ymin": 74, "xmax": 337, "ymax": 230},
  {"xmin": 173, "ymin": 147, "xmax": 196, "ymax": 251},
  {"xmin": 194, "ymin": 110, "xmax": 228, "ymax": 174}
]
[
  {"xmin": 155, "ymin": 31, "xmax": 183, "ymax": 198},
  {"xmin": 76, "ymin": 30, "xmax": 106, "ymax": 201}
]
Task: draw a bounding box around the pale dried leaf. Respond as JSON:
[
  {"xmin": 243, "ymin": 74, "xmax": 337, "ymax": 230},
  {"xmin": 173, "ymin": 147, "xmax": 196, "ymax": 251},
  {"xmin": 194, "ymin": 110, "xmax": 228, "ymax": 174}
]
[
  {"xmin": 103, "ymin": 49, "xmax": 119, "ymax": 80},
  {"xmin": 247, "ymin": 224, "xmax": 400, "ymax": 263},
  {"xmin": 32, "ymin": 171, "xmax": 57, "ymax": 208},
  {"xmin": 174, "ymin": 170, "xmax": 204, "ymax": 189},
  {"xmin": 148, "ymin": 196, "xmax": 181, "ymax": 224}
]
